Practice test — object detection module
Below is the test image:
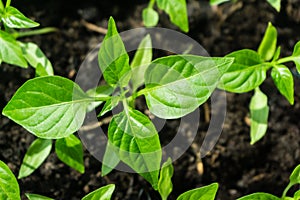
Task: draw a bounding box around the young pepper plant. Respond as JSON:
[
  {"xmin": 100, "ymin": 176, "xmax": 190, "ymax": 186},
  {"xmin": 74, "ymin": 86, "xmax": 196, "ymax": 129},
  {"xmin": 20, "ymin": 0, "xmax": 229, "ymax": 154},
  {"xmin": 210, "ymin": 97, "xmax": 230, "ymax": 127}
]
[
  {"xmin": 238, "ymin": 164, "xmax": 300, "ymax": 200},
  {"xmin": 2, "ymin": 16, "xmax": 234, "ymax": 191},
  {"xmin": 142, "ymin": 0, "xmax": 189, "ymax": 32},
  {"xmin": 218, "ymin": 22, "xmax": 299, "ymax": 144},
  {"xmin": 0, "ymin": 160, "xmax": 115, "ymax": 200},
  {"xmin": 210, "ymin": 0, "xmax": 281, "ymax": 12},
  {"xmin": 0, "ymin": 0, "xmax": 56, "ymax": 76}
]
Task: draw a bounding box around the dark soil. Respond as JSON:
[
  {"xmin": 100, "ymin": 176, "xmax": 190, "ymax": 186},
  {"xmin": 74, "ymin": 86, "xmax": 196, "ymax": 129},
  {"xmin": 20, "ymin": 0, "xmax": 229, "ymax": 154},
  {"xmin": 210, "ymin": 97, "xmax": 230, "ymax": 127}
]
[{"xmin": 0, "ymin": 0, "xmax": 300, "ymax": 199}]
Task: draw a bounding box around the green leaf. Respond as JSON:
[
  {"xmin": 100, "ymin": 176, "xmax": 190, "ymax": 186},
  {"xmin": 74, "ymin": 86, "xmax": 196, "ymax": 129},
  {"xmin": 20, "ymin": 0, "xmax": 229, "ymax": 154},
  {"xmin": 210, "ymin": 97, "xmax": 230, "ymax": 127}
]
[
  {"xmin": 98, "ymin": 17, "xmax": 131, "ymax": 87},
  {"xmin": 101, "ymin": 142, "xmax": 120, "ymax": 176},
  {"xmin": 98, "ymin": 96, "xmax": 120, "ymax": 117},
  {"xmin": 130, "ymin": 34, "xmax": 152, "ymax": 92},
  {"xmin": 258, "ymin": 22, "xmax": 277, "ymax": 61},
  {"xmin": 19, "ymin": 42, "xmax": 54, "ymax": 76},
  {"xmin": 0, "ymin": 160, "xmax": 20, "ymax": 200},
  {"xmin": 108, "ymin": 107, "xmax": 161, "ymax": 189},
  {"xmin": 237, "ymin": 193, "xmax": 280, "ymax": 200},
  {"xmin": 177, "ymin": 183, "xmax": 218, "ymax": 200},
  {"xmin": 143, "ymin": 55, "xmax": 233, "ymax": 119},
  {"xmin": 271, "ymin": 65, "xmax": 294, "ymax": 105},
  {"xmin": 291, "ymin": 41, "xmax": 300, "ymax": 74},
  {"xmin": 25, "ymin": 193, "xmax": 54, "ymax": 200},
  {"xmin": 2, "ymin": 76, "xmax": 90, "ymax": 139},
  {"xmin": 290, "ymin": 164, "xmax": 300, "ymax": 185},
  {"xmin": 294, "ymin": 190, "xmax": 300, "ymax": 200},
  {"xmin": 266, "ymin": 0, "xmax": 281, "ymax": 12},
  {"xmin": 219, "ymin": 49, "xmax": 269, "ymax": 93},
  {"xmin": 1, "ymin": 6, "xmax": 39, "ymax": 28},
  {"xmin": 86, "ymin": 85, "xmax": 114, "ymax": 112},
  {"xmin": 142, "ymin": 8, "xmax": 159, "ymax": 27},
  {"xmin": 82, "ymin": 184, "xmax": 115, "ymax": 200},
  {"xmin": 249, "ymin": 88, "xmax": 269, "ymax": 145},
  {"xmin": 18, "ymin": 138, "xmax": 52, "ymax": 179},
  {"xmin": 0, "ymin": 30, "xmax": 27, "ymax": 68},
  {"xmin": 158, "ymin": 158, "xmax": 174, "ymax": 200},
  {"xmin": 156, "ymin": 0, "xmax": 189, "ymax": 32},
  {"xmin": 272, "ymin": 46, "xmax": 281, "ymax": 62},
  {"xmin": 209, "ymin": 0, "xmax": 230, "ymax": 5},
  {"xmin": 55, "ymin": 135, "xmax": 85, "ymax": 173}
]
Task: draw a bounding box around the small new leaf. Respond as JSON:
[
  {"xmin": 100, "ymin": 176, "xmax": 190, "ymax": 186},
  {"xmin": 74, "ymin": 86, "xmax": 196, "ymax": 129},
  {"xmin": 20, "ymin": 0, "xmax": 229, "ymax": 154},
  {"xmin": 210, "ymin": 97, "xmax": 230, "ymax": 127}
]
[
  {"xmin": 55, "ymin": 135, "xmax": 85, "ymax": 173},
  {"xmin": 258, "ymin": 22, "xmax": 277, "ymax": 61},
  {"xmin": 144, "ymin": 55, "xmax": 233, "ymax": 119},
  {"xmin": 289, "ymin": 164, "xmax": 300, "ymax": 185},
  {"xmin": 0, "ymin": 160, "xmax": 20, "ymax": 200},
  {"xmin": 142, "ymin": 8, "xmax": 159, "ymax": 27},
  {"xmin": 219, "ymin": 49, "xmax": 268, "ymax": 93},
  {"xmin": 131, "ymin": 34, "xmax": 153, "ymax": 92},
  {"xmin": 98, "ymin": 96, "xmax": 120, "ymax": 117},
  {"xmin": 25, "ymin": 193, "xmax": 54, "ymax": 200},
  {"xmin": 156, "ymin": 0, "xmax": 189, "ymax": 32},
  {"xmin": 271, "ymin": 65, "xmax": 294, "ymax": 105},
  {"xmin": 19, "ymin": 42, "xmax": 54, "ymax": 76},
  {"xmin": 249, "ymin": 88, "xmax": 269, "ymax": 145},
  {"xmin": 82, "ymin": 184, "xmax": 115, "ymax": 200},
  {"xmin": 158, "ymin": 158, "xmax": 174, "ymax": 200},
  {"xmin": 291, "ymin": 41, "xmax": 300, "ymax": 74},
  {"xmin": 1, "ymin": 6, "xmax": 39, "ymax": 28},
  {"xmin": 237, "ymin": 193, "xmax": 280, "ymax": 200},
  {"xmin": 176, "ymin": 183, "xmax": 218, "ymax": 200},
  {"xmin": 18, "ymin": 138, "xmax": 52, "ymax": 179},
  {"xmin": 0, "ymin": 30, "xmax": 27, "ymax": 68},
  {"xmin": 2, "ymin": 76, "xmax": 90, "ymax": 139},
  {"xmin": 108, "ymin": 107, "xmax": 162, "ymax": 189},
  {"xmin": 98, "ymin": 17, "xmax": 131, "ymax": 87},
  {"xmin": 267, "ymin": 0, "xmax": 281, "ymax": 12}
]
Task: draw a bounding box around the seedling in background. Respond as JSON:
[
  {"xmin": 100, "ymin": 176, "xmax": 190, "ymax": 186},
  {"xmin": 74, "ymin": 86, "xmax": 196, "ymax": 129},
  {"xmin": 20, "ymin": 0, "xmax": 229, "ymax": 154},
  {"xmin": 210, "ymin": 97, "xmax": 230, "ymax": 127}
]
[
  {"xmin": 142, "ymin": 0, "xmax": 188, "ymax": 32},
  {"xmin": 0, "ymin": 160, "xmax": 115, "ymax": 200},
  {"xmin": 218, "ymin": 22, "xmax": 299, "ymax": 144},
  {"xmin": 142, "ymin": 0, "xmax": 281, "ymax": 32},
  {"xmin": 210, "ymin": 0, "xmax": 281, "ymax": 12},
  {"xmin": 238, "ymin": 164, "xmax": 300, "ymax": 200},
  {"xmin": 0, "ymin": 0, "xmax": 56, "ymax": 76}
]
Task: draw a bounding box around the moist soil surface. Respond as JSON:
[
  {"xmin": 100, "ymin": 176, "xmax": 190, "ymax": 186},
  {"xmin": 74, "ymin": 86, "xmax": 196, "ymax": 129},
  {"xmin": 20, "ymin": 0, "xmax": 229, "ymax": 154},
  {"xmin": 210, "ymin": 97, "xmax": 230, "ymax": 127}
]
[{"xmin": 1, "ymin": 0, "xmax": 300, "ymax": 199}]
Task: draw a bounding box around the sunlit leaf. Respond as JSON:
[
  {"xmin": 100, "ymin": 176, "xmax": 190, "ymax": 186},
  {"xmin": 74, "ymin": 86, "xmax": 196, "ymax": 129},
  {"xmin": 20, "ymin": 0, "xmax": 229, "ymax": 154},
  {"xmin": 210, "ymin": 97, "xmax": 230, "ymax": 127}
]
[
  {"xmin": 55, "ymin": 135, "xmax": 85, "ymax": 173},
  {"xmin": 249, "ymin": 88, "xmax": 269, "ymax": 145},
  {"xmin": 2, "ymin": 76, "xmax": 90, "ymax": 139},
  {"xmin": 0, "ymin": 160, "xmax": 20, "ymax": 200},
  {"xmin": 18, "ymin": 138, "xmax": 52, "ymax": 179},
  {"xmin": 144, "ymin": 55, "xmax": 233, "ymax": 119}
]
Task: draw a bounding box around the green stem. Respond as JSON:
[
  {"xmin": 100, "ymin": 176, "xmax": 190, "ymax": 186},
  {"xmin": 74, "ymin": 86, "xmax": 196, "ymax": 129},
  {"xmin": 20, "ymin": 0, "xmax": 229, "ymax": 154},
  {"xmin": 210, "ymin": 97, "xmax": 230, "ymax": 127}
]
[
  {"xmin": 5, "ymin": 0, "xmax": 10, "ymax": 7},
  {"xmin": 282, "ymin": 183, "xmax": 293, "ymax": 199},
  {"xmin": 276, "ymin": 56, "xmax": 295, "ymax": 65},
  {"xmin": 93, "ymin": 96, "xmax": 111, "ymax": 102},
  {"xmin": 0, "ymin": 0, "xmax": 4, "ymax": 10},
  {"xmin": 13, "ymin": 27, "xmax": 58, "ymax": 38},
  {"xmin": 148, "ymin": 0, "xmax": 155, "ymax": 8}
]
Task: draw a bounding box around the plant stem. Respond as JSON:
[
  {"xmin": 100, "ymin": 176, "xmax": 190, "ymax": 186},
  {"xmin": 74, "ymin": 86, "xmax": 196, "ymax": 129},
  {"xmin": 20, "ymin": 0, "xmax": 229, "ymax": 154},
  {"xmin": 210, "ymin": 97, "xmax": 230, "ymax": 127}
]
[
  {"xmin": 276, "ymin": 56, "xmax": 295, "ymax": 64},
  {"xmin": 93, "ymin": 96, "xmax": 111, "ymax": 102},
  {"xmin": 148, "ymin": 0, "xmax": 155, "ymax": 8},
  {"xmin": 5, "ymin": 0, "xmax": 10, "ymax": 7},
  {"xmin": 0, "ymin": 0, "xmax": 4, "ymax": 10},
  {"xmin": 14, "ymin": 27, "xmax": 58, "ymax": 38},
  {"xmin": 281, "ymin": 183, "xmax": 293, "ymax": 199}
]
